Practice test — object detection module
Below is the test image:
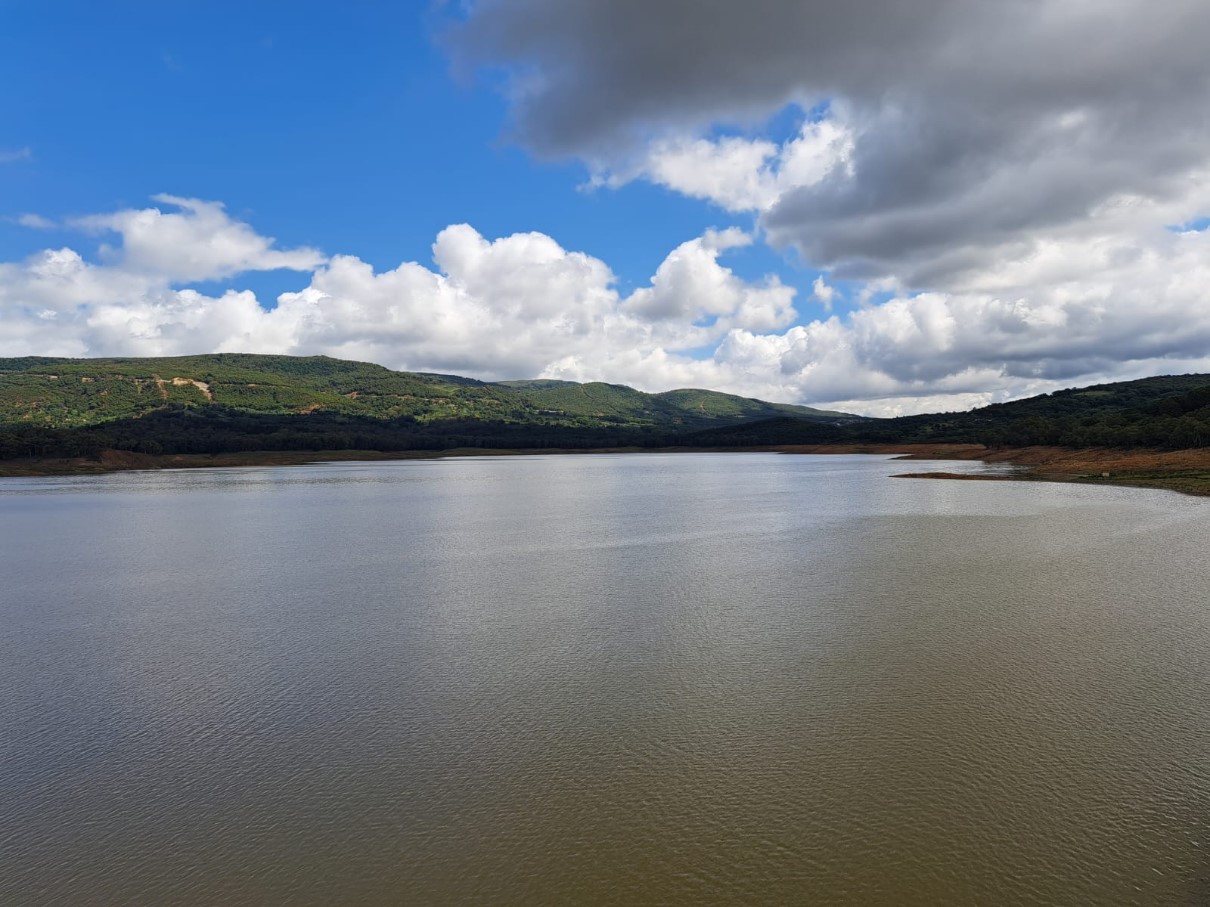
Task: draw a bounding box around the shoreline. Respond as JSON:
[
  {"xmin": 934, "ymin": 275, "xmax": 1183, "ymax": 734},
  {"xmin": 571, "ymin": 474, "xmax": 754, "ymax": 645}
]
[
  {"xmin": 770, "ymin": 442, "xmax": 1210, "ymax": 496},
  {"xmin": 2, "ymin": 443, "xmax": 1209, "ymax": 496}
]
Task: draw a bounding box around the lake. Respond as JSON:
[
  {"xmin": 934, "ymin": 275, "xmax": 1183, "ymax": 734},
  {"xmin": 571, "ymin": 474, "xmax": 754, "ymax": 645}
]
[{"xmin": 2, "ymin": 453, "xmax": 1208, "ymax": 905}]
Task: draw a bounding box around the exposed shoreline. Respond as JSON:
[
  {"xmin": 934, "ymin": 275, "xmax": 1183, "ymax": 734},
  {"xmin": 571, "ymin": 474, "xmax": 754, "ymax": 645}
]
[
  {"xmin": 771, "ymin": 442, "xmax": 1210, "ymax": 496},
  {"xmin": 2, "ymin": 443, "xmax": 1209, "ymax": 496}
]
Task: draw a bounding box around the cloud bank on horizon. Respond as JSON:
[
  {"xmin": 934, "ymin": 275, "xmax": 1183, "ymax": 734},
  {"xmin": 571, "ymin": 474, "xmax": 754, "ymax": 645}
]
[{"xmin": 4, "ymin": 1, "xmax": 1210, "ymax": 416}]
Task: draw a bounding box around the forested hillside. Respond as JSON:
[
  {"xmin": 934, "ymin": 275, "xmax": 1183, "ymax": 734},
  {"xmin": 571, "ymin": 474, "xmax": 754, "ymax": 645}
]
[
  {"xmin": 2, "ymin": 356, "xmax": 1208, "ymax": 460},
  {"xmin": 0, "ymin": 354, "xmax": 857, "ymax": 458},
  {"xmin": 686, "ymin": 375, "xmax": 1210, "ymax": 449}
]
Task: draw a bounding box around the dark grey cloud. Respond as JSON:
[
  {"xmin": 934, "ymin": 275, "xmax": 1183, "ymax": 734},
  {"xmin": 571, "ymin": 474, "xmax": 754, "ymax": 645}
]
[
  {"xmin": 449, "ymin": 0, "xmax": 1210, "ymax": 287},
  {"xmin": 450, "ymin": 0, "xmax": 969, "ymax": 154}
]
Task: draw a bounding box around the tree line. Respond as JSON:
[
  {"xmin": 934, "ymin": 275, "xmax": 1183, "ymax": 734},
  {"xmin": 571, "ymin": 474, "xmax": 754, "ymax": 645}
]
[{"xmin": 3, "ymin": 380, "xmax": 1209, "ymax": 462}]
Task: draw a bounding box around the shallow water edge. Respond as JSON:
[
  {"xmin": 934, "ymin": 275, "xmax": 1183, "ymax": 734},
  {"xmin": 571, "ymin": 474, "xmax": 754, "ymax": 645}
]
[{"xmin": 2, "ymin": 442, "xmax": 1209, "ymax": 497}]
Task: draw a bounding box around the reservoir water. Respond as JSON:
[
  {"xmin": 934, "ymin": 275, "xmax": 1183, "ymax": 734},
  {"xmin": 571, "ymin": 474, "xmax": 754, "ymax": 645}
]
[{"xmin": 2, "ymin": 453, "xmax": 1209, "ymax": 905}]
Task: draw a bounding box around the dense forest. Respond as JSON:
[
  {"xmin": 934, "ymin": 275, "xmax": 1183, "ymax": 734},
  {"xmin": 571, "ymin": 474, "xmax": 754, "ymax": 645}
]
[
  {"xmin": 687, "ymin": 375, "xmax": 1210, "ymax": 449},
  {"xmin": 1, "ymin": 354, "xmax": 1209, "ymax": 460}
]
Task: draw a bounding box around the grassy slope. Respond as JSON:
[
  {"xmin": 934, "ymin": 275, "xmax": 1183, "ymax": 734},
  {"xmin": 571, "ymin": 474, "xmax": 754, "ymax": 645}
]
[
  {"xmin": 492, "ymin": 380, "xmax": 860, "ymax": 426},
  {"xmin": 0, "ymin": 354, "xmax": 524, "ymax": 427},
  {"xmin": 0, "ymin": 353, "xmax": 855, "ymax": 431}
]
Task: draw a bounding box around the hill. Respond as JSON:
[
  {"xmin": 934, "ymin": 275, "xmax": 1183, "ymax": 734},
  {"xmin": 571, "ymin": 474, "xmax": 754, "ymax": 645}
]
[
  {"xmin": 0, "ymin": 353, "xmax": 860, "ymax": 458},
  {"xmin": 685, "ymin": 374, "xmax": 1210, "ymax": 449},
  {"xmin": 0, "ymin": 355, "xmax": 525, "ymax": 429},
  {"xmin": 3, "ymin": 356, "xmax": 1208, "ymax": 461},
  {"xmin": 497, "ymin": 379, "xmax": 853, "ymax": 424}
]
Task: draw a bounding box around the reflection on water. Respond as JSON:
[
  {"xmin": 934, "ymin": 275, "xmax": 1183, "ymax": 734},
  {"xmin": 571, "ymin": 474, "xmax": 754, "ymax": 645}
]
[{"xmin": 2, "ymin": 454, "xmax": 1208, "ymax": 905}]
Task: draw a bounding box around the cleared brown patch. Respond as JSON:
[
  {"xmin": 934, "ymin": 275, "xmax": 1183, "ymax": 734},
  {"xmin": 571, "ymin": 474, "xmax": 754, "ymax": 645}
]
[{"xmin": 171, "ymin": 377, "xmax": 213, "ymax": 400}]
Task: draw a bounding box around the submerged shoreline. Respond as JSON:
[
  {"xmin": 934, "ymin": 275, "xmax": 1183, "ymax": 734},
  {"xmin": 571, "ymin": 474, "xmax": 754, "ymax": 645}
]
[{"xmin": 2, "ymin": 443, "xmax": 1209, "ymax": 496}]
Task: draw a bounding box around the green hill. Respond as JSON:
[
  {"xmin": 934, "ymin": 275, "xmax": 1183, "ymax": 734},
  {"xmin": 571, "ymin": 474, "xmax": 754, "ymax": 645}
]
[
  {"xmin": 495, "ymin": 379, "xmax": 854, "ymax": 426},
  {"xmin": 0, "ymin": 354, "xmax": 526, "ymax": 428},
  {"xmin": 860, "ymin": 374, "xmax": 1210, "ymax": 447},
  {"xmin": 5, "ymin": 356, "xmax": 1208, "ymax": 460},
  {"xmin": 686, "ymin": 374, "xmax": 1210, "ymax": 449},
  {"xmin": 0, "ymin": 353, "xmax": 861, "ymax": 459}
]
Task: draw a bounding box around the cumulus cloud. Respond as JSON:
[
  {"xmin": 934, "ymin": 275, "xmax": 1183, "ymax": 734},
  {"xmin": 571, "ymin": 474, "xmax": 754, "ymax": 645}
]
[
  {"xmin": 597, "ymin": 118, "xmax": 854, "ymax": 214},
  {"xmin": 5, "ymin": 196, "xmax": 1210, "ymax": 416},
  {"xmin": 72, "ymin": 195, "xmax": 325, "ymax": 282},
  {"xmin": 430, "ymin": 0, "xmax": 1210, "ymax": 412},
  {"xmin": 0, "ymin": 197, "xmax": 819, "ymax": 398},
  {"xmin": 449, "ymin": 0, "xmax": 1210, "ymax": 287},
  {"xmin": 623, "ymin": 228, "xmax": 796, "ymax": 333}
]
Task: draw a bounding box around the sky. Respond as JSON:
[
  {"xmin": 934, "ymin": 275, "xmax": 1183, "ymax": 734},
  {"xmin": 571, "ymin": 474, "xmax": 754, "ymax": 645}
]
[{"xmin": 2, "ymin": 1, "xmax": 1210, "ymax": 416}]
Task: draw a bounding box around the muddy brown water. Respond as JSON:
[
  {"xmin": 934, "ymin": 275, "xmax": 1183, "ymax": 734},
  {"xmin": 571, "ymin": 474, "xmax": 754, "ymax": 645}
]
[{"xmin": 2, "ymin": 453, "xmax": 1208, "ymax": 905}]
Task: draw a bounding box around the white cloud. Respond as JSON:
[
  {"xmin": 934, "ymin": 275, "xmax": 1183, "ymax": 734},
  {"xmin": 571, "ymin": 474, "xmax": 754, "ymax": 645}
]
[
  {"xmin": 601, "ymin": 118, "xmax": 854, "ymax": 213},
  {"xmin": 627, "ymin": 135, "xmax": 779, "ymax": 211},
  {"xmin": 0, "ymin": 198, "xmax": 806, "ymax": 393},
  {"xmin": 16, "ymin": 213, "xmax": 56, "ymax": 229},
  {"xmin": 71, "ymin": 195, "xmax": 324, "ymax": 282},
  {"xmin": 624, "ymin": 227, "xmax": 796, "ymax": 333},
  {"xmin": 3, "ymin": 196, "xmax": 1210, "ymax": 417},
  {"xmin": 812, "ymin": 276, "xmax": 835, "ymax": 311},
  {"xmin": 0, "ymin": 147, "xmax": 32, "ymax": 164}
]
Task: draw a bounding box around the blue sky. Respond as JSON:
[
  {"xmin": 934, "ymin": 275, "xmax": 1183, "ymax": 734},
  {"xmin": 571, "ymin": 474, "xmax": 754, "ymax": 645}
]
[
  {"xmin": 0, "ymin": 1, "xmax": 808, "ymax": 301},
  {"xmin": 2, "ymin": 1, "xmax": 1209, "ymax": 414}
]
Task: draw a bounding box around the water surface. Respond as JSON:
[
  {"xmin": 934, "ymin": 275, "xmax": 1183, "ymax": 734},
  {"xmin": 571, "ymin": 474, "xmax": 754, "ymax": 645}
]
[{"xmin": 2, "ymin": 454, "xmax": 1208, "ymax": 905}]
